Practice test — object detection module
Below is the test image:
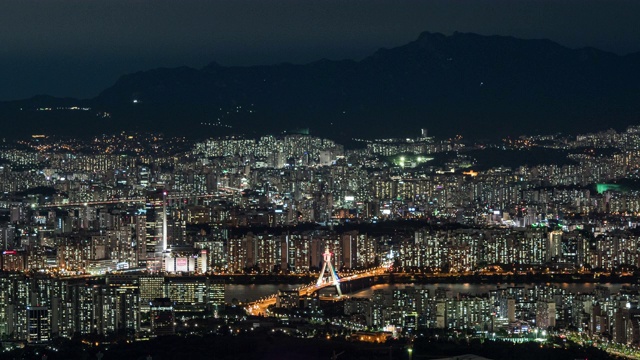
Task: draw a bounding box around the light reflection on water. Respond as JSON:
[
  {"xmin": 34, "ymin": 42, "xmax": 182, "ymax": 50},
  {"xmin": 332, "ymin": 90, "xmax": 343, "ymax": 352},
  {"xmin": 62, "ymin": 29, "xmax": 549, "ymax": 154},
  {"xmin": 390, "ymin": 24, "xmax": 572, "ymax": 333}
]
[
  {"xmin": 348, "ymin": 282, "xmax": 631, "ymax": 298},
  {"xmin": 225, "ymin": 282, "xmax": 631, "ymax": 303},
  {"xmin": 225, "ymin": 284, "xmax": 304, "ymax": 303}
]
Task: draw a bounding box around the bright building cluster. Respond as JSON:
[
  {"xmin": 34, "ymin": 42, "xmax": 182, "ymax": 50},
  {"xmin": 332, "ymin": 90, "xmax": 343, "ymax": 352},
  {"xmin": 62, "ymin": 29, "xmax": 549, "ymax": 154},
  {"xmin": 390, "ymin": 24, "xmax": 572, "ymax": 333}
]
[{"xmin": 1, "ymin": 125, "xmax": 640, "ymax": 352}]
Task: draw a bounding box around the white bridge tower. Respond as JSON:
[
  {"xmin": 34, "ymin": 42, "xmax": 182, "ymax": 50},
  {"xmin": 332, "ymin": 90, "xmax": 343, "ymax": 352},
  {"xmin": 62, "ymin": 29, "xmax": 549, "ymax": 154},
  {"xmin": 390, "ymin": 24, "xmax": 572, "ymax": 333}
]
[{"xmin": 316, "ymin": 249, "xmax": 342, "ymax": 296}]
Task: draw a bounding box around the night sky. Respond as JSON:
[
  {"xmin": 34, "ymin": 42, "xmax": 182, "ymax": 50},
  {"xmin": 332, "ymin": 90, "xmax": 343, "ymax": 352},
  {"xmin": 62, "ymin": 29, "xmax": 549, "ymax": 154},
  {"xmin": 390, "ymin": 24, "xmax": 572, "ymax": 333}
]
[{"xmin": 1, "ymin": 0, "xmax": 639, "ymax": 101}]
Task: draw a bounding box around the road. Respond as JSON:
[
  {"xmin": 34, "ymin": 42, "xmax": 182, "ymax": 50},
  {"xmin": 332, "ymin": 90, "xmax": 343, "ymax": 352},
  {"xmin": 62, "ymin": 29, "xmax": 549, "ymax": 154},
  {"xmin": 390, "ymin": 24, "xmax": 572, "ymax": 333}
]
[{"xmin": 245, "ymin": 266, "xmax": 388, "ymax": 316}]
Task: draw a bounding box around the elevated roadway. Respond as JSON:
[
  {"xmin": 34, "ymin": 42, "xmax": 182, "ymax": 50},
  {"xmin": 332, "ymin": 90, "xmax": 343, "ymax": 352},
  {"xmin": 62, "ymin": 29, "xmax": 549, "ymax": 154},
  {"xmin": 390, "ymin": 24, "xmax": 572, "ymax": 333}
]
[{"xmin": 245, "ymin": 266, "xmax": 388, "ymax": 316}]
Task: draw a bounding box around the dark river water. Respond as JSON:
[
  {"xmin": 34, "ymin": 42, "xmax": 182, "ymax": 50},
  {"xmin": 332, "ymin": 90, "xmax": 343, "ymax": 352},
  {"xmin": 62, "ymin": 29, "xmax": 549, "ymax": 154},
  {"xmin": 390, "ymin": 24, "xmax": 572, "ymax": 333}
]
[{"xmin": 225, "ymin": 282, "xmax": 630, "ymax": 303}]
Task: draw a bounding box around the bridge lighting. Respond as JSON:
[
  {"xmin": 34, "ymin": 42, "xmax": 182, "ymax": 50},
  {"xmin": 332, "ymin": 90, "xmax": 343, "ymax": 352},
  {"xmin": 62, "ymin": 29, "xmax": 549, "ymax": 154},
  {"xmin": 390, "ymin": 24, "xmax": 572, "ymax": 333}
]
[{"xmin": 316, "ymin": 249, "xmax": 342, "ymax": 296}]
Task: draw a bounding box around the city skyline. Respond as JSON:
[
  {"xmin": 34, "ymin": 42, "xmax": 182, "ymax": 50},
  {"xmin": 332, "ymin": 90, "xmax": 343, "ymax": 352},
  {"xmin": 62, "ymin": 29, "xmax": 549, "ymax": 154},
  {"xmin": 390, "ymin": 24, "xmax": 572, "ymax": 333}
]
[
  {"xmin": 0, "ymin": 125, "xmax": 639, "ymax": 358},
  {"xmin": 3, "ymin": 1, "xmax": 640, "ymax": 358}
]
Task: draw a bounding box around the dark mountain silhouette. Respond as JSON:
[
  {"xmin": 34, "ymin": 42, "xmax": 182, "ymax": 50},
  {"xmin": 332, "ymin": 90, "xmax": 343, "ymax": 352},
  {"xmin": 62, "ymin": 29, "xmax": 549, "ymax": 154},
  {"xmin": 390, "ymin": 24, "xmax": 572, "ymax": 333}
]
[{"xmin": 2, "ymin": 31, "xmax": 639, "ymax": 141}]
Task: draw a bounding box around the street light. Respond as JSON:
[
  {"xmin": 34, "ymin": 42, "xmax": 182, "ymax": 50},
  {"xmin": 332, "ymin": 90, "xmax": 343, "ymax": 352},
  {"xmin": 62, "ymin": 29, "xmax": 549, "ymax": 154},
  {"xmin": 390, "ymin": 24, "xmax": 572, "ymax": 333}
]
[{"xmin": 407, "ymin": 347, "xmax": 413, "ymax": 360}]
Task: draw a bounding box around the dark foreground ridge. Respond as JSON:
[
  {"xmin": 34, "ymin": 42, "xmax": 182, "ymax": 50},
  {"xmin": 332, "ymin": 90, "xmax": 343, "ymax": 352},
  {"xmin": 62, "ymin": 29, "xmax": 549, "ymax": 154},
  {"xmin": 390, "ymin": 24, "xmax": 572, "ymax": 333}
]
[{"xmin": 0, "ymin": 332, "xmax": 614, "ymax": 360}]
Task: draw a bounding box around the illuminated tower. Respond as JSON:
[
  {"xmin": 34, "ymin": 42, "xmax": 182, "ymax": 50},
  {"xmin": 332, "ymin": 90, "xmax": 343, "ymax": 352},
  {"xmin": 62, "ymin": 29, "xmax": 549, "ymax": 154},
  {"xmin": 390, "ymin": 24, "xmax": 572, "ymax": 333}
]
[
  {"xmin": 316, "ymin": 249, "xmax": 342, "ymax": 296},
  {"xmin": 162, "ymin": 191, "xmax": 168, "ymax": 251}
]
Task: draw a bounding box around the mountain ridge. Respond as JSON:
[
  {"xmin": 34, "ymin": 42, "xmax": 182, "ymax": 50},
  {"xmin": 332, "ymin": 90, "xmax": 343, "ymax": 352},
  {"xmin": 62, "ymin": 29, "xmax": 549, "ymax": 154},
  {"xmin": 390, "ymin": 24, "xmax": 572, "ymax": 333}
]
[{"xmin": 2, "ymin": 31, "xmax": 639, "ymax": 141}]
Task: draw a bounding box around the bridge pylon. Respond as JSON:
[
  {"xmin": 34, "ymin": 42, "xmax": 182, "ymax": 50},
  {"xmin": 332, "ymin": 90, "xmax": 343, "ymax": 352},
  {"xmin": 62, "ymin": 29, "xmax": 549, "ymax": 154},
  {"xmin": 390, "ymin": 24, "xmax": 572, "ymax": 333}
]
[{"xmin": 316, "ymin": 249, "xmax": 342, "ymax": 296}]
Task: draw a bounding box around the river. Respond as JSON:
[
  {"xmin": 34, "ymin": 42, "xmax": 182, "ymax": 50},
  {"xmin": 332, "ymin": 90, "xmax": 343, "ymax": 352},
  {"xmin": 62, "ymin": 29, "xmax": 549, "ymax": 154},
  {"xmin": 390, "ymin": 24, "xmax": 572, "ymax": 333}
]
[
  {"xmin": 225, "ymin": 283, "xmax": 304, "ymax": 303},
  {"xmin": 225, "ymin": 282, "xmax": 631, "ymax": 303}
]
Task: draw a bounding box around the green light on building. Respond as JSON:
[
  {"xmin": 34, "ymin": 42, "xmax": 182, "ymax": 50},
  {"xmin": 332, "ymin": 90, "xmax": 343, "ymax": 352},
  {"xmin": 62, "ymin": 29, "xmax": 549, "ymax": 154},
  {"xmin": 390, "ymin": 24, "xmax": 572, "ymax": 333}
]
[{"xmin": 596, "ymin": 183, "xmax": 622, "ymax": 194}]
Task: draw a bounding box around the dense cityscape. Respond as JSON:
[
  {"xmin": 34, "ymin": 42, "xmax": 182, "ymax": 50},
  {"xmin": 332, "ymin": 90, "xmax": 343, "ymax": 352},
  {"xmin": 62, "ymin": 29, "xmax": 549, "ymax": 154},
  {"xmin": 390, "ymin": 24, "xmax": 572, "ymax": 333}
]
[
  {"xmin": 0, "ymin": 125, "xmax": 639, "ymax": 358},
  {"xmin": 4, "ymin": 0, "xmax": 640, "ymax": 358}
]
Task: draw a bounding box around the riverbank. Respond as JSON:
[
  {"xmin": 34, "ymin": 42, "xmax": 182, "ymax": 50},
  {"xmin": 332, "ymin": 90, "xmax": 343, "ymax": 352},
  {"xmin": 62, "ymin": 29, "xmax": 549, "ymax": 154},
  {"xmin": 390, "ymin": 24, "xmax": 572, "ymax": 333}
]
[
  {"xmin": 386, "ymin": 272, "xmax": 637, "ymax": 284},
  {"xmin": 213, "ymin": 272, "xmax": 637, "ymax": 285}
]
